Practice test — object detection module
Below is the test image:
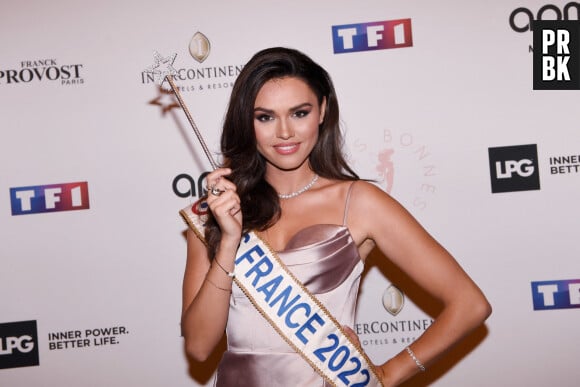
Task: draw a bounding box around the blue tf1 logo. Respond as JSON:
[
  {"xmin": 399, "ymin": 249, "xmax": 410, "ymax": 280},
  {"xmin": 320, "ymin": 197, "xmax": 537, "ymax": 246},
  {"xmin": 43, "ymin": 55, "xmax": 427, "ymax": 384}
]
[
  {"xmin": 332, "ymin": 19, "xmax": 413, "ymax": 54},
  {"xmin": 531, "ymin": 279, "xmax": 580, "ymax": 310},
  {"xmin": 9, "ymin": 181, "xmax": 90, "ymax": 216}
]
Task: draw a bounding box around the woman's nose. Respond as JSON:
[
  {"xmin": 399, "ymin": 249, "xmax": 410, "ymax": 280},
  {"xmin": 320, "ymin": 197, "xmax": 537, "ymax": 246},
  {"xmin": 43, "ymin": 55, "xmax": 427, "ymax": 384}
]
[{"xmin": 276, "ymin": 119, "xmax": 294, "ymax": 139}]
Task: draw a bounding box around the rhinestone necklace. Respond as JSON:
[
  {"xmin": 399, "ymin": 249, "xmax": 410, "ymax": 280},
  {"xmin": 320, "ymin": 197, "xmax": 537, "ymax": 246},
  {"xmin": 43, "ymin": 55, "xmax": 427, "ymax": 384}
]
[{"xmin": 278, "ymin": 174, "xmax": 319, "ymax": 199}]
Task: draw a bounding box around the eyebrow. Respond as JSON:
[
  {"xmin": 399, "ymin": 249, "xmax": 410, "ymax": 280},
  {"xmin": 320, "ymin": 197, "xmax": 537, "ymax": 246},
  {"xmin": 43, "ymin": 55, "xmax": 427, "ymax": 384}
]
[{"xmin": 253, "ymin": 102, "xmax": 313, "ymax": 114}]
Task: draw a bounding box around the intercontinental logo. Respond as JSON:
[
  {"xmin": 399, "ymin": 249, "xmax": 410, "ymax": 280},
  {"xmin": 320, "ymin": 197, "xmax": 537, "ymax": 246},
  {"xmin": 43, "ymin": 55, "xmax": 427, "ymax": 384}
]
[
  {"xmin": 355, "ymin": 284, "xmax": 432, "ymax": 348},
  {"xmin": 142, "ymin": 31, "xmax": 244, "ymax": 93},
  {"xmin": 382, "ymin": 285, "xmax": 404, "ymax": 316},
  {"xmin": 189, "ymin": 31, "xmax": 211, "ymax": 63}
]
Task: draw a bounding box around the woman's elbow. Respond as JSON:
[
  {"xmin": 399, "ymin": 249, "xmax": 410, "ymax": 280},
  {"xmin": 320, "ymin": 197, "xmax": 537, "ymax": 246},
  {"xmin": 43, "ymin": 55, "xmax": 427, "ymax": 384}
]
[
  {"xmin": 472, "ymin": 292, "xmax": 492, "ymax": 323},
  {"xmin": 184, "ymin": 338, "xmax": 212, "ymax": 362}
]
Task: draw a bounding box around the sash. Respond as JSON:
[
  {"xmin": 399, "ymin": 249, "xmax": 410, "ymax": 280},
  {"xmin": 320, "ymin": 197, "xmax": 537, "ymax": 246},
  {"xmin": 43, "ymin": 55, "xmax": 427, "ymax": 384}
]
[{"xmin": 180, "ymin": 200, "xmax": 383, "ymax": 387}]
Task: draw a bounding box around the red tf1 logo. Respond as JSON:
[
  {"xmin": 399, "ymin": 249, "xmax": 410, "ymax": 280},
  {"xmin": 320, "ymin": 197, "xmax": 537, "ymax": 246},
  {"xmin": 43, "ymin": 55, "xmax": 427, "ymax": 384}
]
[
  {"xmin": 10, "ymin": 181, "xmax": 90, "ymax": 216},
  {"xmin": 533, "ymin": 20, "xmax": 580, "ymax": 89}
]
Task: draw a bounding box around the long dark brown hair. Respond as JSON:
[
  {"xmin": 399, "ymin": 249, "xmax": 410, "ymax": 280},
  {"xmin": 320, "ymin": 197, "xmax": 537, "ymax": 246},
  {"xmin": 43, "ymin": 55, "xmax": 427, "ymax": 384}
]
[{"xmin": 205, "ymin": 47, "xmax": 359, "ymax": 258}]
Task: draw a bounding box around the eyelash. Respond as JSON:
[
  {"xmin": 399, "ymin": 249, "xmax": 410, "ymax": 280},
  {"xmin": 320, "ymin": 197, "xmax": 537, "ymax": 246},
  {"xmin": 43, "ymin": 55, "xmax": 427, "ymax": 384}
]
[
  {"xmin": 255, "ymin": 114, "xmax": 272, "ymax": 122},
  {"xmin": 293, "ymin": 110, "xmax": 310, "ymax": 118},
  {"xmin": 254, "ymin": 110, "xmax": 311, "ymax": 122}
]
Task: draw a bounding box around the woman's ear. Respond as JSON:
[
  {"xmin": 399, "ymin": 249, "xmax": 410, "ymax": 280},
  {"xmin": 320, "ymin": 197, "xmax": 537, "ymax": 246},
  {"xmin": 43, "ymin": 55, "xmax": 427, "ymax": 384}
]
[{"xmin": 319, "ymin": 97, "xmax": 327, "ymax": 125}]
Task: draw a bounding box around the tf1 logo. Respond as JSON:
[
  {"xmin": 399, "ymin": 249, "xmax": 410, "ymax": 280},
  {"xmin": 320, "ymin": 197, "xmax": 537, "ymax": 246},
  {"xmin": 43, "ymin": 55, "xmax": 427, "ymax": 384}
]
[
  {"xmin": 10, "ymin": 181, "xmax": 90, "ymax": 216},
  {"xmin": 488, "ymin": 144, "xmax": 540, "ymax": 193},
  {"xmin": 531, "ymin": 279, "xmax": 580, "ymax": 310},
  {"xmin": 332, "ymin": 19, "xmax": 413, "ymax": 54},
  {"xmin": 533, "ymin": 20, "xmax": 580, "ymax": 89},
  {"xmin": 0, "ymin": 320, "xmax": 39, "ymax": 369}
]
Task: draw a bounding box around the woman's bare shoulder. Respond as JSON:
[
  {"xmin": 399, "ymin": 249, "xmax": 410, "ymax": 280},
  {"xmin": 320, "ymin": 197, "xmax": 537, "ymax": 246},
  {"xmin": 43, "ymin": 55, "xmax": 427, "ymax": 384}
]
[{"xmin": 347, "ymin": 180, "xmax": 416, "ymax": 238}]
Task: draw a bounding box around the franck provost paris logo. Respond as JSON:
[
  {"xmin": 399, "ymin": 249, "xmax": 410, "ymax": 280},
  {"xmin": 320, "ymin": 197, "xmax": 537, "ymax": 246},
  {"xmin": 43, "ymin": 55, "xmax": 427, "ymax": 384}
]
[
  {"xmin": 488, "ymin": 144, "xmax": 540, "ymax": 193},
  {"xmin": 0, "ymin": 320, "xmax": 39, "ymax": 369},
  {"xmin": 0, "ymin": 59, "xmax": 84, "ymax": 86}
]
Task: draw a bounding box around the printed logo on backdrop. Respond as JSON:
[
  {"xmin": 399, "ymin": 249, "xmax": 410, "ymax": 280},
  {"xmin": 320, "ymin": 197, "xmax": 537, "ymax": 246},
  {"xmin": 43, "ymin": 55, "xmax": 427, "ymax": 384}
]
[
  {"xmin": 509, "ymin": 2, "xmax": 580, "ymax": 56},
  {"xmin": 0, "ymin": 59, "xmax": 84, "ymax": 86},
  {"xmin": 142, "ymin": 31, "xmax": 243, "ymax": 93},
  {"xmin": 549, "ymin": 153, "xmax": 580, "ymax": 174},
  {"xmin": 355, "ymin": 284, "xmax": 432, "ymax": 349},
  {"xmin": 382, "ymin": 285, "xmax": 405, "ymax": 316},
  {"xmin": 510, "ymin": 3, "xmax": 580, "ymax": 33},
  {"xmin": 48, "ymin": 325, "xmax": 129, "ymax": 351},
  {"xmin": 531, "ymin": 279, "xmax": 580, "ymax": 310},
  {"xmin": 172, "ymin": 172, "xmax": 211, "ymax": 215},
  {"xmin": 488, "ymin": 144, "xmax": 540, "ymax": 193},
  {"xmin": 10, "ymin": 181, "xmax": 90, "ymax": 216},
  {"xmin": 189, "ymin": 31, "xmax": 211, "ymax": 63},
  {"xmin": 332, "ymin": 19, "xmax": 413, "ymax": 54},
  {"xmin": 172, "ymin": 172, "xmax": 210, "ymax": 198},
  {"xmin": 351, "ymin": 129, "xmax": 437, "ymax": 210},
  {"xmin": 0, "ymin": 320, "xmax": 39, "ymax": 370},
  {"xmin": 533, "ymin": 20, "xmax": 580, "ymax": 89}
]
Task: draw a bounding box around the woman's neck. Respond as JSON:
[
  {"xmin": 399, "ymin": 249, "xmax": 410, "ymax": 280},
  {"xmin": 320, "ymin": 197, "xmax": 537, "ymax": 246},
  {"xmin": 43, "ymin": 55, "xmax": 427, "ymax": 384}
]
[{"xmin": 265, "ymin": 164, "xmax": 318, "ymax": 197}]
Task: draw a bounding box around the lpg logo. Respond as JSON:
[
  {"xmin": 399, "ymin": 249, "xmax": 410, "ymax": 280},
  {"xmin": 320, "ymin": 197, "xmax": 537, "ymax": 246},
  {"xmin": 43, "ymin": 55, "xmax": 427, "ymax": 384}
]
[
  {"xmin": 332, "ymin": 19, "xmax": 413, "ymax": 54},
  {"xmin": 488, "ymin": 144, "xmax": 540, "ymax": 193},
  {"xmin": 0, "ymin": 320, "xmax": 39, "ymax": 369},
  {"xmin": 531, "ymin": 279, "xmax": 580, "ymax": 310},
  {"xmin": 496, "ymin": 159, "xmax": 535, "ymax": 178},
  {"xmin": 10, "ymin": 181, "xmax": 90, "ymax": 216}
]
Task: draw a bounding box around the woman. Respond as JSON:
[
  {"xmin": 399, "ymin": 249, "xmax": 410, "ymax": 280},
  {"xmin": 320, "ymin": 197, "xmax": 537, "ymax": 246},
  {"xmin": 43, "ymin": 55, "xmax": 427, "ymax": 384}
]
[{"xmin": 181, "ymin": 47, "xmax": 491, "ymax": 386}]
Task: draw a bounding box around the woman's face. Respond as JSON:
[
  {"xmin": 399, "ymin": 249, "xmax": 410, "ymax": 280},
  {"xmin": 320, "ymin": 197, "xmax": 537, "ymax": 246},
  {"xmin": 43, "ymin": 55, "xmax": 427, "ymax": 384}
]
[{"xmin": 253, "ymin": 77, "xmax": 326, "ymax": 172}]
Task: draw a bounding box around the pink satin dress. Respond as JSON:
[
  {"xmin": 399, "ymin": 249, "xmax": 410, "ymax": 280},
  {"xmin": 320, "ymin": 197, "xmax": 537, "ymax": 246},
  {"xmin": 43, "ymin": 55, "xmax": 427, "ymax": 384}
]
[{"xmin": 215, "ymin": 183, "xmax": 364, "ymax": 386}]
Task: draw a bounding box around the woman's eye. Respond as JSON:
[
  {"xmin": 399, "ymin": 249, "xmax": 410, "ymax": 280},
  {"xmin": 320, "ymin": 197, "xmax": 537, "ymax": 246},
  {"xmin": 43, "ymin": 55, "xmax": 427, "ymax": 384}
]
[
  {"xmin": 255, "ymin": 114, "xmax": 272, "ymax": 122},
  {"xmin": 293, "ymin": 110, "xmax": 310, "ymax": 118}
]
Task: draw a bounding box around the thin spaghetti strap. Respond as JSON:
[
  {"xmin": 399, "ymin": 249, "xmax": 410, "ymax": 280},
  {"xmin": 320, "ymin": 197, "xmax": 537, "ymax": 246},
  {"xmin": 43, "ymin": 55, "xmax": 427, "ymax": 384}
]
[{"xmin": 342, "ymin": 181, "xmax": 357, "ymax": 226}]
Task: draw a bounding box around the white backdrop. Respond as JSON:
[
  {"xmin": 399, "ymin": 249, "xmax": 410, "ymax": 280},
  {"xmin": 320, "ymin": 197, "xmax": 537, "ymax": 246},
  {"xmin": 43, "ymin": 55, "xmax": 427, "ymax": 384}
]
[{"xmin": 1, "ymin": 1, "xmax": 579, "ymax": 386}]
